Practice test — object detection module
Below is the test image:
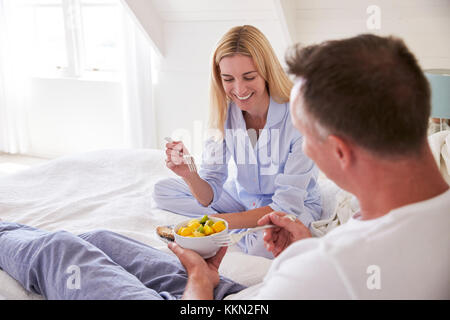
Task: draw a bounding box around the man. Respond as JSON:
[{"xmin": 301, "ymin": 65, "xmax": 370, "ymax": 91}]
[
  {"xmin": 170, "ymin": 34, "xmax": 450, "ymax": 299},
  {"xmin": 0, "ymin": 34, "xmax": 448, "ymax": 299}
]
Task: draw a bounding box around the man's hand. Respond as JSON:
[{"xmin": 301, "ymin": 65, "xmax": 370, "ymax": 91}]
[
  {"xmin": 168, "ymin": 242, "xmax": 227, "ymax": 299},
  {"xmin": 257, "ymin": 211, "xmax": 312, "ymax": 257}
]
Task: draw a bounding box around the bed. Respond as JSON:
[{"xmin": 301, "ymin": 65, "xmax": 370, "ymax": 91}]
[{"xmin": 0, "ymin": 148, "xmax": 357, "ymax": 300}]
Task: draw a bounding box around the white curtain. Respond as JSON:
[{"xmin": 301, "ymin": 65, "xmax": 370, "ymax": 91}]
[
  {"xmin": 120, "ymin": 4, "xmax": 156, "ymax": 149},
  {"xmin": 0, "ymin": 0, "xmax": 156, "ymax": 154},
  {"xmin": 0, "ymin": 0, "xmax": 31, "ymax": 154}
]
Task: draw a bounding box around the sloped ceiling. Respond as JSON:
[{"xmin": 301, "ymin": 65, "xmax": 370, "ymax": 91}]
[{"xmin": 122, "ymin": 0, "xmax": 296, "ymax": 57}]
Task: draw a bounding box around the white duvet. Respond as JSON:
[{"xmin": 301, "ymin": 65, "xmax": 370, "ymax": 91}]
[{"xmin": 0, "ymin": 148, "xmax": 352, "ymax": 300}]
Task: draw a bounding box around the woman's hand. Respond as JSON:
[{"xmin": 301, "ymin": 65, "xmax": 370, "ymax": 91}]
[
  {"xmin": 257, "ymin": 211, "xmax": 312, "ymax": 257},
  {"xmin": 165, "ymin": 140, "xmax": 214, "ymax": 207},
  {"xmin": 165, "ymin": 141, "xmax": 195, "ymax": 178},
  {"xmin": 168, "ymin": 242, "xmax": 227, "ymax": 299}
]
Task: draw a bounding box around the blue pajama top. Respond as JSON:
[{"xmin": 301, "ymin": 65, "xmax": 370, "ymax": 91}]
[{"xmin": 198, "ymin": 97, "xmax": 322, "ymax": 227}]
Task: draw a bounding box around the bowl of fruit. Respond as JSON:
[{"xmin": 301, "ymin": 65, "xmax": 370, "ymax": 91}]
[{"xmin": 174, "ymin": 214, "xmax": 228, "ymax": 259}]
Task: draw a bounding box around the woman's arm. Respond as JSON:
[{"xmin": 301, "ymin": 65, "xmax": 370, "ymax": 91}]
[
  {"xmin": 165, "ymin": 139, "xmax": 227, "ymax": 207},
  {"xmin": 269, "ymin": 136, "xmax": 321, "ymax": 228},
  {"xmin": 210, "ymin": 205, "xmax": 274, "ymax": 229},
  {"xmin": 182, "ymin": 172, "xmax": 214, "ymax": 207},
  {"xmin": 214, "ymin": 136, "xmax": 321, "ymax": 230}
]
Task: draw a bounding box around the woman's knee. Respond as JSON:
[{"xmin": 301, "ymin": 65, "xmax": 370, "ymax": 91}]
[
  {"xmin": 153, "ymin": 178, "xmax": 181, "ymax": 201},
  {"xmin": 240, "ymin": 231, "xmax": 274, "ymax": 259},
  {"xmin": 152, "ymin": 178, "xmax": 197, "ymax": 212}
]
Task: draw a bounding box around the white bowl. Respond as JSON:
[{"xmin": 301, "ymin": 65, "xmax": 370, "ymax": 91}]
[{"xmin": 174, "ymin": 217, "xmax": 229, "ymax": 259}]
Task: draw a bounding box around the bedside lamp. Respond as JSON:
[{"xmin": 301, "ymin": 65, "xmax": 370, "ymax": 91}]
[{"xmin": 425, "ymin": 69, "xmax": 450, "ymax": 131}]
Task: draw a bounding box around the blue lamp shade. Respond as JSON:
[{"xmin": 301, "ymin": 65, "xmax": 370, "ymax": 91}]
[{"xmin": 424, "ymin": 69, "xmax": 450, "ymax": 119}]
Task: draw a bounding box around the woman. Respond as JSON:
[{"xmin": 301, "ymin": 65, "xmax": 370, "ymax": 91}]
[{"xmin": 153, "ymin": 25, "xmax": 322, "ymax": 258}]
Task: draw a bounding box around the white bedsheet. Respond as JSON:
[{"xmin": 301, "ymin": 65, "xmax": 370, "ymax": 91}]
[{"xmin": 0, "ymin": 148, "xmax": 345, "ymax": 299}]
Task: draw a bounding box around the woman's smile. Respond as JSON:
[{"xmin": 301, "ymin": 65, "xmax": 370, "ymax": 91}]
[
  {"xmin": 235, "ymin": 92, "xmax": 253, "ymax": 100},
  {"xmin": 219, "ymin": 54, "xmax": 269, "ymax": 115}
]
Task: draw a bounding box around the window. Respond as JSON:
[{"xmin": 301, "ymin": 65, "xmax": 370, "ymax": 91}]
[
  {"xmin": 81, "ymin": 0, "xmax": 121, "ymax": 72},
  {"xmin": 21, "ymin": 0, "xmax": 122, "ymax": 79}
]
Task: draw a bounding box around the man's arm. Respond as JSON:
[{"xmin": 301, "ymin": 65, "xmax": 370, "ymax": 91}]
[
  {"xmin": 181, "ymin": 270, "xmax": 215, "ymax": 300},
  {"xmin": 168, "ymin": 242, "xmax": 227, "ymax": 300},
  {"xmin": 258, "ymin": 211, "xmax": 312, "ymax": 257}
]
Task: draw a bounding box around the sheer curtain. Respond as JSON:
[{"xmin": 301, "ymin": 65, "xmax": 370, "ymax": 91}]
[
  {"xmin": 0, "ymin": 0, "xmax": 31, "ymax": 154},
  {"xmin": 0, "ymin": 0, "xmax": 157, "ymax": 154},
  {"xmin": 120, "ymin": 4, "xmax": 157, "ymax": 149}
]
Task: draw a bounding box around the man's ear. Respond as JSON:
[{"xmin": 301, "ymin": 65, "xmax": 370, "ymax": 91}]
[{"xmin": 328, "ymin": 135, "xmax": 353, "ymax": 169}]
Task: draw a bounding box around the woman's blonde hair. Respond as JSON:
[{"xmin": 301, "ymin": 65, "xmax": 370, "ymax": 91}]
[{"xmin": 208, "ymin": 25, "xmax": 293, "ymax": 138}]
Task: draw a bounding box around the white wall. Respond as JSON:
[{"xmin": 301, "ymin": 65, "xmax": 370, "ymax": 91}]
[
  {"xmin": 293, "ymin": 0, "xmax": 450, "ymax": 69},
  {"xmin": 25, "ymin": 0, "xmax": 450, "ymax": 158},
  {"xmin": 151, "ymin": 0, "xmax": 450, "ymax": 158},
  {"xmin": 28, "ymin": 78, "xmax": 125, "ymax": 158}
]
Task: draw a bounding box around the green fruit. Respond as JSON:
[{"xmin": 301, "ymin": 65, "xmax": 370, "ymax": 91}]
[
  {"xmin": 199, "ymin": 215, "xmax": 209, "ymax": 225},
  {"xmin": 196, "ymin": 225, "xmax": 205, "ymax": 234}
]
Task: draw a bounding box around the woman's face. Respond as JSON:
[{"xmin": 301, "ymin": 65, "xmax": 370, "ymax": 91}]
[{"xmin": 218, "ymin": 54, "xmax": 269, "ymax": 113}]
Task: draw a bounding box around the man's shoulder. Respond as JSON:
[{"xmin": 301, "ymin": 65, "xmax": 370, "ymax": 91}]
[{"xmin": 262, "ymin": 189, "xmax": 450, "ymax": 299}]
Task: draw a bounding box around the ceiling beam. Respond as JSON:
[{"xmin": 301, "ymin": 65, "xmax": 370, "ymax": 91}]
[
  {"xmin": 121, "ymin": 0, "xmax": 164, "ymax": 57},
  {"xmin": 272, "ymin": 0, "xmax": 297, "ymax": 46}
]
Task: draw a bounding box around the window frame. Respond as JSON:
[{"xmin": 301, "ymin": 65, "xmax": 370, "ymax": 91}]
[{"xmin": 23, "ymin": 0, "xmax": 121, "ymax": 80}]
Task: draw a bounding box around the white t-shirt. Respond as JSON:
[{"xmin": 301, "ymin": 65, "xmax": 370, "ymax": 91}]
[{"xmin": 227, "ymin": 189, "xmax": 450, "ymax": 299}]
